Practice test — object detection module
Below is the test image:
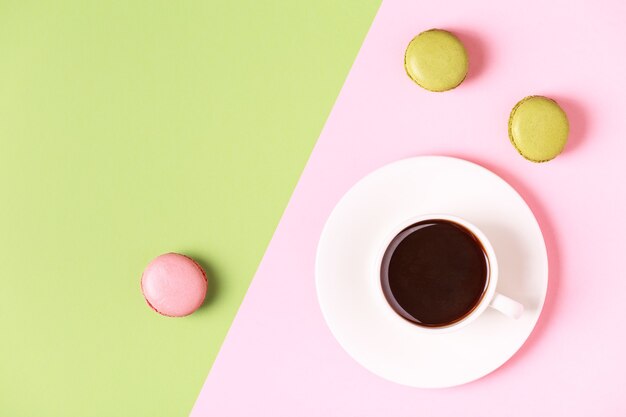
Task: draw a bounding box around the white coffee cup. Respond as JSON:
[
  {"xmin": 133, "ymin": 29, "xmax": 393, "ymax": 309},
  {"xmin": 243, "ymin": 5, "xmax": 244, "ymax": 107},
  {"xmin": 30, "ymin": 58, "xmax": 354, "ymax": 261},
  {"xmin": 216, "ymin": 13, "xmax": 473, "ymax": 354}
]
[{"xmin": 375, "ymin": 214, "xmax": 523, "ymax": 334}]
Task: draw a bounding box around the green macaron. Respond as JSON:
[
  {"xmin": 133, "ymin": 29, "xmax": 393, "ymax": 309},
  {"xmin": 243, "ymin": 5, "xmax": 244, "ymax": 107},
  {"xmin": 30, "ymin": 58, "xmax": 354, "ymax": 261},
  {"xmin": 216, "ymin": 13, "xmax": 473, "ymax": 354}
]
[
  {"xmin": 508, "ymin": 96, "xmax": 569, "ymax": 162},
  {"xmin": 404, "ymin": 29, "xmax": 469, "ymax": 92}
]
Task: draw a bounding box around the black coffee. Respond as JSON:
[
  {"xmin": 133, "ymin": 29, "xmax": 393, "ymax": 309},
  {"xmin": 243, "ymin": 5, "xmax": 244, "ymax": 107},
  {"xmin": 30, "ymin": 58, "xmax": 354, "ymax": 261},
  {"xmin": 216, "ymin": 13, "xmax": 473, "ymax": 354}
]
[{"xmin": 380, "ymin": 220, "xmax": 489, "ymax": 327}]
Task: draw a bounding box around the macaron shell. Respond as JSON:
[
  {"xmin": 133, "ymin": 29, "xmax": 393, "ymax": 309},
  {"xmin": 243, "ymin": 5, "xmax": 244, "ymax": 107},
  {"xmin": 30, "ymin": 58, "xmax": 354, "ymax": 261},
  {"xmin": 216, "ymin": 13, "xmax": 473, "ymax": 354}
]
[
  {"xmin": 508, "ymin": 96, "xmax": 569, "ymax": 162},
  {"xmin": 141, "ymin": 253, "xmax": 207, "ymax": 317},
  {"xmin": 404, "ymin": 29, "xmax": 469, "ymax": 92}
]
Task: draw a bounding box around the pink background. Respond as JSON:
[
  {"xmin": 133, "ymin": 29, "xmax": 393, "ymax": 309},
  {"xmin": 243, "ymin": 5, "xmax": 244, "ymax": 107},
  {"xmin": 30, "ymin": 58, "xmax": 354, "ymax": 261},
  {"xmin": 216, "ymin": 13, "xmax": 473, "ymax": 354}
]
[{"xmin": 192, "ymin": 0, "xmax": 626, "ymax": 415}]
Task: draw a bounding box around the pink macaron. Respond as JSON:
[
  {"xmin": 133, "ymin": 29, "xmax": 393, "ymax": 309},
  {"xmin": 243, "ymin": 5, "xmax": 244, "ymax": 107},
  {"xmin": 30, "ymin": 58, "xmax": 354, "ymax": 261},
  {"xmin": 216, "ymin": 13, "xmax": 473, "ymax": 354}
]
[{"xmin": 141, "ymin": 253, "xmax": 208, "ymax": 317}]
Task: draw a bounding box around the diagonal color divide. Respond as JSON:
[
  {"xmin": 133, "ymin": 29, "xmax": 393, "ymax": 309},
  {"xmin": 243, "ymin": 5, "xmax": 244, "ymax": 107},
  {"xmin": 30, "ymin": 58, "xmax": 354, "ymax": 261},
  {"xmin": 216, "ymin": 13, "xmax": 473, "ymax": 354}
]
[
  {"xmin": 192, "ymin": 0, "xmax": 626, "ymax": 415},
  {"xmin": 0, "ymin": 1, "xmax": 380, "ymax": 415}
]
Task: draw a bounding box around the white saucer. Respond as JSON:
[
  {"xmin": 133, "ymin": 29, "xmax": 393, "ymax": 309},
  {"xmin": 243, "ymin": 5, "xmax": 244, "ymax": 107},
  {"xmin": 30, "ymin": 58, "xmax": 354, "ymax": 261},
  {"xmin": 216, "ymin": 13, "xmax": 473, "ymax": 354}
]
[{"xmin": 315, "ymin": 156, "xmax": 548, "ymax": 388}]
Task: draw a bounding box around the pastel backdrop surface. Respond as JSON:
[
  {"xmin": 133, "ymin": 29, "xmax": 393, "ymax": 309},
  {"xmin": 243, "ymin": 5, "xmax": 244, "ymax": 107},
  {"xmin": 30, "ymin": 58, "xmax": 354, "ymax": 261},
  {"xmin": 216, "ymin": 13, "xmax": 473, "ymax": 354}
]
[
  {"xmin": 192, "ymin": 0, "xmax": 626, "ymax": 415},
  {"xmin": 0, "ymin": 1, "xmax": 380, "ymax": 416}
]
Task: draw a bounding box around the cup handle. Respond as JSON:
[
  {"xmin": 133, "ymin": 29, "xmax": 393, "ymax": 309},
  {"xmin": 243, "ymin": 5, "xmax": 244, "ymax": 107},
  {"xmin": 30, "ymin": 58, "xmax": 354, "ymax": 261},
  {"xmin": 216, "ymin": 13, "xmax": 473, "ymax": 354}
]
[{"xmin": 489, "ymin": 292, "xmax": 524, "ymax": 319}]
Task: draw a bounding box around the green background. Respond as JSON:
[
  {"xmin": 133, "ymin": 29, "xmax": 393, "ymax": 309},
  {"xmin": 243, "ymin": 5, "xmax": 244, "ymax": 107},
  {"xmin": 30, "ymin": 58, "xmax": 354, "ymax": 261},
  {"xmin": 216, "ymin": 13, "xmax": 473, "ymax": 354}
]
[{"xmin": 0, "ymin": 1, "xmax": 379, "ymax": 415}]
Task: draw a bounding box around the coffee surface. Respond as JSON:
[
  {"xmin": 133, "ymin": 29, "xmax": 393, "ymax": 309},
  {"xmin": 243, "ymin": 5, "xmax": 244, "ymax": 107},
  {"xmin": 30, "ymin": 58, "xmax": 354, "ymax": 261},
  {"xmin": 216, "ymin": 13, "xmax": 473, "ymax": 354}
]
[{"xmin": 381, "ymin": 220, "xmax": 489, "ymax": 327}]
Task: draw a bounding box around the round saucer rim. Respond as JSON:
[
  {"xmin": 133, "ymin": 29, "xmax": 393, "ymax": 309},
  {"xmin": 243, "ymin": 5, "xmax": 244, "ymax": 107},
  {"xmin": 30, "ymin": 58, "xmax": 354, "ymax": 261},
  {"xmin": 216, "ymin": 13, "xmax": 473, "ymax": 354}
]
[{"xmin": 315, "ymin": 155, "xmax": 548, "ymax": 388}]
